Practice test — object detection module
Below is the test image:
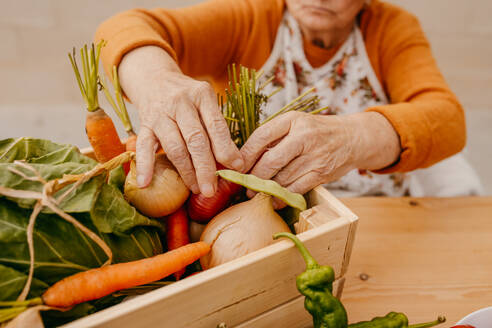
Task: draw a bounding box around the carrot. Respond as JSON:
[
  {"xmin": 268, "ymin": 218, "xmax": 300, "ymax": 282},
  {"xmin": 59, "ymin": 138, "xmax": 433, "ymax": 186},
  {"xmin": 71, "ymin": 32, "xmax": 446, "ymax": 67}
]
[
  {"xmin": 165, "ymin": 207, "xmax": 190, "ymax": 280},
  {"xmin": 85, "ymin": 109, "xmax": 126, "ymax": 163},
  {"xmin": 99, "ymin": 65, "xmax": 138, "ymax": 173},
  {"xmin": 69, "ymin": 43, "xmax": 126, "ymax": 164},
  {"xmin": 42, "ymin": 241, "xmax": 210, "ymax": 308}
]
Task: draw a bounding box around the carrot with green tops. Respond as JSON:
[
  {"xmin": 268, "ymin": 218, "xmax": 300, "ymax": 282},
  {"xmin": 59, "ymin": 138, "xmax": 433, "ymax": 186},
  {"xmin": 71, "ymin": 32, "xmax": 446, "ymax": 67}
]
[
  {"xmin": 165, "ymin": 207, "xmax": 190, "ymax": 280},
  {"xmin": 69, "ymin": 42, "xmax": 125, "ymax": 163},
  {"xmin": 100, "ymin": 65, "xmax": 137, "ymax": 173}
]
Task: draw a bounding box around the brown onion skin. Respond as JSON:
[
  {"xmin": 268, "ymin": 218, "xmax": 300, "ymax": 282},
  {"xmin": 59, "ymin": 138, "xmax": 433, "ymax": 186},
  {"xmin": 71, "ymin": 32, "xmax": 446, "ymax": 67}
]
[
  {"xmin": 124, "ymin": 154, "xmax": 190, "ymax": 217},
  {"xmin": 199, "ymin": 193, "xmax": 290, "ymax": 269},
  {"xmin": 187, "ymin": 178, "xmax": 242, "ymax": 223}
]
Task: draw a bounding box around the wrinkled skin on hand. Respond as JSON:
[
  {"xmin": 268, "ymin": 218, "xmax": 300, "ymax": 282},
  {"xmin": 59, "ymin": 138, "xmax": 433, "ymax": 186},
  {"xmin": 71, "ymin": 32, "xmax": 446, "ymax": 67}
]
[
  {"xmin": 118, "ymin": 46, "xmax": 244, "ymax": 197},
  {"xmin": 240, "ymin": 111, "xmax": 400, "ymax": 207}
]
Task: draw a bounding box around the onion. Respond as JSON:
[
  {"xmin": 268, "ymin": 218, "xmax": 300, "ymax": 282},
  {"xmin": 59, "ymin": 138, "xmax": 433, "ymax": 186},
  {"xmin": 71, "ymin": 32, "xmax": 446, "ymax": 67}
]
[
  {"xmin": 199, "ymin": 192, "xmax": 290, "ymax": 269},
  {"xmin": 124, "ymin": 154, "xmax": 189, "ymax": 217}
]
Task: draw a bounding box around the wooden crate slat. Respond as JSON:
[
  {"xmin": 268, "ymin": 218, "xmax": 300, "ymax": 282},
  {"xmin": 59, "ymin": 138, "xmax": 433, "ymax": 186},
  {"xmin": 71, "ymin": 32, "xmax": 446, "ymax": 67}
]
[
  {"xmin": 64, "ymin": 218, "xmax": 352, "ymax": 328},
  {"xmin": 235, "ymin": 278, "xmax": 345, "ymax": 328}
]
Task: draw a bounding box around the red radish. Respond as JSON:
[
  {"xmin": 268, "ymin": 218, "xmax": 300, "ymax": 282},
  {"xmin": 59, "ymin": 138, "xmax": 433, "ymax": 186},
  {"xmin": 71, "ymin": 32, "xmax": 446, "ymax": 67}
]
[
  {"xmin": 165, "ymin": 207, "xmax": 190, "ymax": 280},
  {"xmin": 187, "ymin": 164, "xmax": 242, "ymax": 223}
]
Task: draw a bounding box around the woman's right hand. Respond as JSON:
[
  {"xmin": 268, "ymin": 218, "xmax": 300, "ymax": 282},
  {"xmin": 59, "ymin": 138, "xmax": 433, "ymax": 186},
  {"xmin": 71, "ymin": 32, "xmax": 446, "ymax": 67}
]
[{"xmin": 118, "ymin": 46, "xmax": 244, "ymax": 197}]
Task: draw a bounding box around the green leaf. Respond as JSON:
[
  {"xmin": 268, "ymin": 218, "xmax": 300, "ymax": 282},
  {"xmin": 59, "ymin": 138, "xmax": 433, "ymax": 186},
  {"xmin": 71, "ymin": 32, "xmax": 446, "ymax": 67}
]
[
  {"xmin": 0, "ymin": 264, "xmax": 48, "ymax": 301},
  {"xmin": 91, "ymin": 184, "xmax": 162, "ymax": 234},
  {"xmin": 0, "ymin": 138, "xmax": 164, "ymax": 324}
]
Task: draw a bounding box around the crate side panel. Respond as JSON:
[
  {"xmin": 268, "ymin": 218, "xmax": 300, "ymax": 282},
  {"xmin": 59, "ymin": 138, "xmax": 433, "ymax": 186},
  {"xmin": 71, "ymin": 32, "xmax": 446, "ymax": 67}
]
[
  {"xmin": 234, "ymin": 279, "xmax": 344, "ymax": 328},
  {"xmin": 64, "ymin": 218, "xmax": 351, "ymax": 328}
]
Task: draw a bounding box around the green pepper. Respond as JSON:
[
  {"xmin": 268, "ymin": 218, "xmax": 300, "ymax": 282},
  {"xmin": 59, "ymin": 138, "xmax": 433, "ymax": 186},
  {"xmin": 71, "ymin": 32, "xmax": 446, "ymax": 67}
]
[
  {"xmin": 273, "ymin": 232, "xmax": 348, "ymax": 328},
  {"xmin": 349, "ymin": 312, "xmax": 446, "ymax": 328},
  {"xmin": 274, "ymin": 232, "xmax": 446, "ymax": 328}
]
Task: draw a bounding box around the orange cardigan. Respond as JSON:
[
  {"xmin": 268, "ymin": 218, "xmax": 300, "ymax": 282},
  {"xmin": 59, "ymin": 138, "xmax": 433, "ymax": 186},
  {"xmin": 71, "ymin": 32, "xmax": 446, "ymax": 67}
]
[{"xmin": 95, "ymin": 0, "xmax": 465, "ymax": 173}]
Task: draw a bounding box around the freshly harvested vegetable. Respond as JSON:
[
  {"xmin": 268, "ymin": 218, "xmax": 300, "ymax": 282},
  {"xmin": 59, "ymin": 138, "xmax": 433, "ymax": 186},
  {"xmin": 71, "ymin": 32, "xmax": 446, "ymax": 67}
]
[
  {"xmin": 0, "ymin": 138, "xmax": 163, "ymax": 325},
  {"xmin": 124, "ymin": 153, "xmax": 189, "ymax": 217},
  {"xmin": 348, "ymin": 313, "xmax": 445, "ymax": 328},
  {"xmin": 100, "ymin": 65, "xmax": 137, "ymax": 171},
  {"xmin": 200, "ymin": 193, "xmax": 290, "ymax": 269},
  {"xmin": 165, "ymin": 207, "xmax": 190, "ymax": 280},
  {"xmin": 68, "ymin": 43, "xmax": 125, "ymax": 163},
  {"xmin": 218, "ymin": 169, "xmax": 307, "ymax": 211},
  {"xmin": 1, "ymin": 241, "xmax": 209, "ymax": 321},
  {"xmin": 273, "ymin": 232, "xmax": 347, "ymax": 328},
  {"xmin": 274, "ymin": 232, "xmax": 446, "ymax": 328},
  {"xmin": 187, "ymin": 65, "xmax": 325, "ymax": 222},
  {"xmin": 187, "ymin": 164, "xmax": 242, "ymax": 223},
  {"xmin": 42, "ymin": 241, "xmax": 209, "ymax": 308}
]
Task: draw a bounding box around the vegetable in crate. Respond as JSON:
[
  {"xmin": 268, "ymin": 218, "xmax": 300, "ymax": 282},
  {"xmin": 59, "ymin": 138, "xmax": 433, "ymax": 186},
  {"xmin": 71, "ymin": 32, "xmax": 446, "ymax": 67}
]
[
  {"xmin": 125, "ymin": 154, "xmax": 190, "ymax": 217},
  {"xmin": 199, "ymin": 170, "xmax": 306, "ymax": 269},
  {"xmin": 68, "ymin": 43, "xmax": 125, "ymax": 163},
  {"xmin": 274, "ymin": 232, "xmax": 446, "ymax": 328},
  {"xmin": 188, "ymin": 65, "xmax": 326, "ymax": 223},
  {"xmin": 165, "ymin": 207, "xmax": 191, "ymax": 280},
  {"xmin": 0, "ymin": 138, "xmax": 163, "ymax": 326}
]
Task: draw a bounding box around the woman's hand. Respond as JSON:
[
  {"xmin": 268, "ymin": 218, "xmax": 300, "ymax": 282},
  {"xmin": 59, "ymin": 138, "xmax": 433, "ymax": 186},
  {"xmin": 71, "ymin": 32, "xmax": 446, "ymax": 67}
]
[
  {"xmin": 118, "ymin": 46, "xmax": 244, "ymax": 197},
  {"xmin": 240, "ymin": 111, "xmax": 401, "ymax": 205}
]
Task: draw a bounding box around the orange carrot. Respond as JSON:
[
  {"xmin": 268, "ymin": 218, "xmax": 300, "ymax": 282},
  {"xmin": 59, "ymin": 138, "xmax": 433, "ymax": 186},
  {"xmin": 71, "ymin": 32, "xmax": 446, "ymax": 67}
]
[
  {"xmin": 86, "ymin": 109, "xmax": 126, "ymax": 163},
  {"xmin": 69, "ymin": 43, "xmax": 126, "ymax": 164},
  {"xmin": 42, "ymin": 241, "xmax": 210, "ymax": 308},
  {"xmin": 166, "ymin": 207, "xmax": 190, "ymax": 280}
]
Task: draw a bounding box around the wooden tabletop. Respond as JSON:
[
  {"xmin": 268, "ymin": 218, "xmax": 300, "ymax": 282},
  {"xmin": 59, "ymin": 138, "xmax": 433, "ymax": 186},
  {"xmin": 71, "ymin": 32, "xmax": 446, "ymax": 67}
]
[{"xmin": 340, "ymin": 196, "xmax": 492, "ymax": 326}]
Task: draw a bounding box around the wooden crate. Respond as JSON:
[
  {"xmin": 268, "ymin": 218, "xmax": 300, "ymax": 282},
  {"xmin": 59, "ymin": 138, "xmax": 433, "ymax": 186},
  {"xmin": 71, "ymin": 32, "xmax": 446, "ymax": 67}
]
[{"xmin": 66, "ymin": 148, "xmax": 358, "ymax": 328}]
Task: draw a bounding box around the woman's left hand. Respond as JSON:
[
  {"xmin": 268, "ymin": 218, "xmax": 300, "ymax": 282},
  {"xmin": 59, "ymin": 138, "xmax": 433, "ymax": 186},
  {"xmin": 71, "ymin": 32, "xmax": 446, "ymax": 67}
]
[{"xmin": 240, "ymin": 111, "xmax": 401, "ymax": 206}]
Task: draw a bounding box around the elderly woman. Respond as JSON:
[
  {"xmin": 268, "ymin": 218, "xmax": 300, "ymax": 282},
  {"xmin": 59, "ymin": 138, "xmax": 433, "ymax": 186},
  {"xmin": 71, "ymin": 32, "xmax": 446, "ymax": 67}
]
[{"xmin": 96, "ymin": 0, "xmax": 479, "ymax": 199}]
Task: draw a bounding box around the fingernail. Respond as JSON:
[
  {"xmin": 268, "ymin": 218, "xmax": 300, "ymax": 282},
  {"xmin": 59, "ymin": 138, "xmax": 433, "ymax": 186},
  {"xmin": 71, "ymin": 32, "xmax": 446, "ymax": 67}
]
[
  {"xmin": 201, "ymin": 183, "xmax": 215, "ymax": 197},
  {"xmin": 231, "ymin": 158, "xmax": 244, "ymax": 171},
  {"xmin": 137, "ymin": 175, "xmax": 145, "ymax": 188}
]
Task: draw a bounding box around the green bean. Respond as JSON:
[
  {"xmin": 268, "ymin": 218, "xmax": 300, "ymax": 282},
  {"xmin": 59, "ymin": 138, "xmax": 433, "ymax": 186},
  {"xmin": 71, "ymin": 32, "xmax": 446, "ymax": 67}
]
[{"xmin": 216, "ymin": 170, "xmax": 307, "ymax": 211}]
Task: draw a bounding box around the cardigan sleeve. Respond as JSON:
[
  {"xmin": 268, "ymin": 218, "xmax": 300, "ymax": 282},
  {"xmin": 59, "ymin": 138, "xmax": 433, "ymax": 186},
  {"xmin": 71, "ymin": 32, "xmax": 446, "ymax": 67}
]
[
  {"xmin": 363, "ymin": 2, "xmax": 466, "ymax": 172},
  {"xmin": 94, "ymin": 0, "xmax": 259, "ymax": 79}
]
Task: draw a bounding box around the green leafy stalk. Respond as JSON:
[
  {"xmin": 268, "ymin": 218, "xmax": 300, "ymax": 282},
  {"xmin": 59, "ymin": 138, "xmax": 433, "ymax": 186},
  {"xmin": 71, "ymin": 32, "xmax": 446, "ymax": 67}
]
[
  {"xmin": 222, "ymin": 65, "xmax": 326, "ymax": 147},
  {"xmin": 68, "ymin": 41, "xmax": 105, "ymax": 112},
  {"xmin": 100, "ymin": 65, "xmax": 134, "ymax": 135}
]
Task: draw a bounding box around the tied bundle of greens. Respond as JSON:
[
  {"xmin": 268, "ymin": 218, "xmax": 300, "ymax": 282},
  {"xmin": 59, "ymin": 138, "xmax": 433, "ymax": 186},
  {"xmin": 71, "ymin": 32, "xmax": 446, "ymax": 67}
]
[{"xmin": 0, "ymin": 137, "xmax": 163, "ymax": 326}]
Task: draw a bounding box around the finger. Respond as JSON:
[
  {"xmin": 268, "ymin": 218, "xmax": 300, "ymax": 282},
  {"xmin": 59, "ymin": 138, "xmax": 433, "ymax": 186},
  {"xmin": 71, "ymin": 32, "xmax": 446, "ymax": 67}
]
[
  {"xmin": 250, "ymin": 135, "xmax": 303, "ymax": 180},
  {"xmin": 284, "ymin": 171, "xmax": 321, "ymax": 196},
  {"xmin": 273, "ymin": 155, "xmax": 313, "ymax": 187},
  {"xmin": 135, "ymin": 126, "xmax": 158, "ymax": 188},
  {"xmin": 194, "ymin": 82, "xmax": 244, "ymax": 171},
  {"xmin": 240, "ymin": 112, "xmax": 296, "ymax": 172},
  {"xmin": 154, "ymin": 117, "xmax": 200, "ymax": 194},
  {"xmin": 176, "ymin": 102, "xmax": 217, "ymax": 197}
]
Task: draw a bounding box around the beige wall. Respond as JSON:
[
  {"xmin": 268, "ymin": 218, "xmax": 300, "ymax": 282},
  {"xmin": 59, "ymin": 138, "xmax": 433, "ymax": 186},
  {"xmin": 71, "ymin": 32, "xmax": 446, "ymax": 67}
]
[
  {"xmin": 0, "ymin": 0, "xmax": 491, "ymax": 193},
  {"xmin": 0, "ymin": 0, "xmax": 490, "ymax": 109}
]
